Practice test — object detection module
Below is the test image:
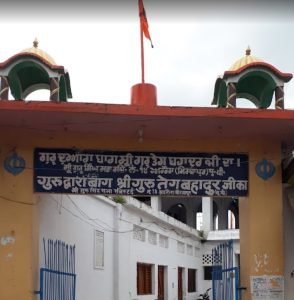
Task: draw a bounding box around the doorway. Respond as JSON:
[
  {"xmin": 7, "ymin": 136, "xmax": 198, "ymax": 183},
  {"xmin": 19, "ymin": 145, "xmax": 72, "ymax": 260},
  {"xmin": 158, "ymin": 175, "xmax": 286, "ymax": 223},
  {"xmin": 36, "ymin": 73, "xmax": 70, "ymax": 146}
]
[
  {"xmin": 178, "ymin": 267, "xmax": 183, "ymax": 300},
  {"xmin": 158, "ymin": 265, "xmax": 165, "ymax": 300}
]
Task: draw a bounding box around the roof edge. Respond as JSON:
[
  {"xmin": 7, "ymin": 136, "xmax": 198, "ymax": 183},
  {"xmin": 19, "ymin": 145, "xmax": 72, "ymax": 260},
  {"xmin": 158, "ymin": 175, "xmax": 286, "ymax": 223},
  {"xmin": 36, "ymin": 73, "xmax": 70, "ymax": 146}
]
[
  {"xmin": 224, "ymin": 62, "xmax": 293, "ymax": 82},
  {"xmin": 0, "ymin": 53, "xmax": 65, "ymax": 73},
  {"xmin": 1, "ymin": 100, "xmax": 294, "ymax": 120}
]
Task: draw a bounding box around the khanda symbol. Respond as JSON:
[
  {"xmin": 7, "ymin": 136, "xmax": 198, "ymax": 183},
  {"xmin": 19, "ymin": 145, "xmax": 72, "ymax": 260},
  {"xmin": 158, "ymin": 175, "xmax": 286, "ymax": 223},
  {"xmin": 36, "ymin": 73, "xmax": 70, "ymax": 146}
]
[
  {"xmin": 4, "ymin": 152, "xmax": 26, "ymax": 175},
  {"xmin": 255, "ymin": 159, "xmax": 275, "ymax": 180}
]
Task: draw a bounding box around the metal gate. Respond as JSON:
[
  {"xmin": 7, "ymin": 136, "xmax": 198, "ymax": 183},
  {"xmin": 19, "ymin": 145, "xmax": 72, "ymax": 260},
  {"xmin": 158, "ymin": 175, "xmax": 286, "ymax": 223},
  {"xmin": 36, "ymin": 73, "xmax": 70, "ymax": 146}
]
[
  {"xmin": 35, "ymin": 239, "xmax": 76, "ymax": 300},
  {"xmin": 212, "ymin": 240, "xmax": 239, "ymax": 300}
]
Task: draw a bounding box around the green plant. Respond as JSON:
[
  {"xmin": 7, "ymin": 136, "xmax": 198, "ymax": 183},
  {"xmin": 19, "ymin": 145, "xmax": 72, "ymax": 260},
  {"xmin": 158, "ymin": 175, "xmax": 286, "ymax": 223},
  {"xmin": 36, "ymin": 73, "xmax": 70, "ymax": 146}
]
[
  {"xmin": 198, "ymin": 230, "xmax": 207, "ymax": 243},
  {"xmin": 112, "ymin": 195, "xmax": 126, "ymax": 204}
]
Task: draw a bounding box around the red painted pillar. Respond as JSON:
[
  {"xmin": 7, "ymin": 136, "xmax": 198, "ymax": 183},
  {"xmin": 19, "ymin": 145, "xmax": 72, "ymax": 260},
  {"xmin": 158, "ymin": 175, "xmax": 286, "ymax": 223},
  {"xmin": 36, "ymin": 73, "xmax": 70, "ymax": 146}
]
[
  {"xmin": 275, "ymin": 86, "xmax": 284, "ymax": 109},
  {"xmin": 227, "ymin": 82, "xmax": 236, "ymax": 108},
  {"xmin": 0, "ymin": 76, "xmax": 9, "ymax": 100},
  {"xmin": 50, "ymin": 77, "xmax": 59, "ymax": 102}
]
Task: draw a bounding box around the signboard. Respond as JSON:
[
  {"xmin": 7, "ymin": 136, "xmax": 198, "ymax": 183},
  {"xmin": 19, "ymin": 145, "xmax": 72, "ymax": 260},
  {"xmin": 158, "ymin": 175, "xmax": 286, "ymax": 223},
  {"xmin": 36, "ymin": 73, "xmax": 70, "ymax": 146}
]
[
  {"xmin": 250, "ymin": 275, "xmax": 284, "ymax": 300},
  {"xmin": 34, "ymin": 148, "xmax": 248, "ymax": 196}
]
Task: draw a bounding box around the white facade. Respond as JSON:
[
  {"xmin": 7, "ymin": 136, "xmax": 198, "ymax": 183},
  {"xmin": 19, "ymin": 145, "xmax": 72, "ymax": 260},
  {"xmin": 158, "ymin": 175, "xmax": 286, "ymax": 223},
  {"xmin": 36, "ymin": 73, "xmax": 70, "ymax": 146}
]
[
  {"xmin": 38, "ymin": 194, "xmax": 207, "ymax": 300},
  {"xmin": 38, "ymin": 194, "xmax": 117, "ymax": 300},
  {"xmin": 35, "ymin": 167, "xmax": 294, "ymax": 300},
  {"xmin": 284, "ymin": 188, "xmax": 294, "ymax": 299}
]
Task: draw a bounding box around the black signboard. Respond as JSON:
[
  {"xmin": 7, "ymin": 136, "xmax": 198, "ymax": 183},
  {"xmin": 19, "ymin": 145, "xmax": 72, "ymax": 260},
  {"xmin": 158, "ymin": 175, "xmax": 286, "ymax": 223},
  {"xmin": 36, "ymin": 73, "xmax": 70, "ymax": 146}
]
[{"xmin": 34, "ymin": 148, "xmax": 248, "ymax": 197}]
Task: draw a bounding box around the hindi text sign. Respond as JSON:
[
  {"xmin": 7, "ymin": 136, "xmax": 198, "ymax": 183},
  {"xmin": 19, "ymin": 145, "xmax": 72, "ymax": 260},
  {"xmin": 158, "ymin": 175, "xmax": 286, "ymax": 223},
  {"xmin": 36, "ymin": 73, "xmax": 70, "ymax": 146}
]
[{"xmin": 34, "ymin": 148, "xmax": 248, "ymax": 197}]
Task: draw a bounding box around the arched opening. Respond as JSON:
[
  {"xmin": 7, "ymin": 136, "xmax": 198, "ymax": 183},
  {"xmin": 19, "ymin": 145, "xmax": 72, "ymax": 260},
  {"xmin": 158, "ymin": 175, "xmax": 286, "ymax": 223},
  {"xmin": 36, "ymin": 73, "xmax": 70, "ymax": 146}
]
[
  {"xmin": 236, "ymin": 98, "xmax": 275, "ymax": 109},
  {"xmin": 214, "ymin": 214, "xmax": 219, "ymax": 231},
  {"xmin": 213, "ymin": 201, "xmax": 219, "ymax": 230},
  {"xmin": 8, "ymin": 61, "xmax": 50, "ymax": 100},
  {"xmin": 236, "ymin": 70, "xmax": 276, "ymax": 108},
  {"xmin": 228, "ymin": 198, "xmax": 239, "ymax": 229},
  {"xmin": 167, "ymin": 203, "xmax": 187, "ymax": 224},
  {"xmin": 236, "ymin": 98, "xmax": 258, "ymax": 108},
  {"xmin": 227, "ymin": 210, "xmax": 236, "ymax": 229},
  {"xmin": 25, "ymin": 89, "xmax": 50, "ymax": 101}
]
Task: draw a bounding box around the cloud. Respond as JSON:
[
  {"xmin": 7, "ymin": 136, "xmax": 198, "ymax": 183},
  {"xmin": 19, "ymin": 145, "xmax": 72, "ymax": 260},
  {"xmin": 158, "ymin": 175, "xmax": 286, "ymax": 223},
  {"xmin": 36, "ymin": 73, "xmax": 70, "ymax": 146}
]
[
  {"xmin": 2, "ymin": 0, "xmax": 294, "ymax": 21},
  {"xmin": 1, "ymin": 3, "xmax": 294, "ymax": 108}
]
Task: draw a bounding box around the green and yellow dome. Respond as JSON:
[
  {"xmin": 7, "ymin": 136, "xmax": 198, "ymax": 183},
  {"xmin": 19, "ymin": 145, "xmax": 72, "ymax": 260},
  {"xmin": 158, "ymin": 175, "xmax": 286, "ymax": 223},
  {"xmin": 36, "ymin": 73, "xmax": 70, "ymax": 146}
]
[
  {"xmin": 20, "ymin": 38, "xmax": 56, "ymax": 65},
  {"xmin": 228, "ymin": 47, "xmax": 263, "ymax": 71}
]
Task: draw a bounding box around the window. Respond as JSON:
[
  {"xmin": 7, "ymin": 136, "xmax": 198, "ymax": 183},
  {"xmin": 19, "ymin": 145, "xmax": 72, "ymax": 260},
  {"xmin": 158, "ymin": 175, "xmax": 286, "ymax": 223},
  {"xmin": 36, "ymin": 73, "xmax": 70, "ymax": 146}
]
[
  {"xmin": 177, "ymin": 241, "xmax": 185, "ymax": 253},
  {"xmin": 159, "ymin": 234, "xmax": 168, "ymax": 248},
  {"xmin": 94, "ymin": 230, "xmax": 104, "ymax": 268},
  {"xmin": 188, "ymin": 269, "xmax": 197, "ymax": 292},
  {"xmin": 137, "ymin": 263, "xmax": 153, "ymax": 295},
  {"xmin": 187, "ymin": 244, "xmax": 193, "ymax": 256},
  {"xmin": 167, "ymin": 203, "xmax": 187, "ymax": 223},
  {"xmin": 133, "ymin": 225, "xmax": 146, "ymax": 242},
  {"xmin": 204, "ymin": 266, "xmax": 212, "ymax": 280},
  {"xmin": 148, "ymin": 230, "xmax": 157, "ymax": 245}
]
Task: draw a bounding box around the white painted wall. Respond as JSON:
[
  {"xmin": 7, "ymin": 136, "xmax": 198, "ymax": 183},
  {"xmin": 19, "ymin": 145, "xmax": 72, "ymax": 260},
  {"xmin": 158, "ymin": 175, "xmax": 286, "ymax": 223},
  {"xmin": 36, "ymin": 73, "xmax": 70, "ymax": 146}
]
[
  {"xmin": 116, "ymin": 202, "xmax": 203, "ymax": 300},
  {"xmin": 38, "ymin": 194, "xmax": 204, "ymax": 300},
  {"xmin": 38, "ymin": 188, "xmax": 294, "ymax": 300},
  {"xmin": 38, "ymin": 194, "xmax": 117, "ymax": 300}
]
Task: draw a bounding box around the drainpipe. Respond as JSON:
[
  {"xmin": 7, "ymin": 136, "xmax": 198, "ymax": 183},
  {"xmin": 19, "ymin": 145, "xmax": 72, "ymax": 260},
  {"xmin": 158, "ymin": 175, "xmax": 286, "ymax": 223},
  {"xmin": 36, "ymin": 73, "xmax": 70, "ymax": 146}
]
[
  {"xmin": 113, "ymin": 203, "xmax": 133, "ymax": 300},
  {"xmin": 113, "ymin": 204, "xmax": 121, "ymax": 300}
]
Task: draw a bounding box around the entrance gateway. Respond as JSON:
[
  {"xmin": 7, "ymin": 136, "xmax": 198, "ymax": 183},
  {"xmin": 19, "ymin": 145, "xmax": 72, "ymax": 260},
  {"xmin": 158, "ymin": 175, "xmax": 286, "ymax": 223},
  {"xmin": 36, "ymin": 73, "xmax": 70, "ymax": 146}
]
[
  {"xmin": 34, "ymin": 148, "xmax": 248, "ymax": 300},
  {"xmin": 0, "ymin": 38, "xmax": 291, "ymax": 300}
]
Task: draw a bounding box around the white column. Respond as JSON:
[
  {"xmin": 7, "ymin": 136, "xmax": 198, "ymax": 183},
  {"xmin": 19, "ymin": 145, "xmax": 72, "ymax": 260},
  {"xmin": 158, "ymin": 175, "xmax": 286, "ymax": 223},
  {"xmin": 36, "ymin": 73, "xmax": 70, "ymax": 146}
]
[
  {"xmin": 202, "ymin": 197, "xmax": 213, "ymax": 233},
  {"xmin": 151, "ymin": 196, "xmax": 161, "ymax": 211}
]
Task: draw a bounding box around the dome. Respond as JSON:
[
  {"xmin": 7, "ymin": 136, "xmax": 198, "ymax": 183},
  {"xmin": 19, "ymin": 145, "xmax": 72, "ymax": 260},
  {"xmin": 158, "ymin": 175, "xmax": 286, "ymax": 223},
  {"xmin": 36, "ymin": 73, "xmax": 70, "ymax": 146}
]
[
  {"xmin": 228, "ymin": 47, "xmax": 263, "ymax": 71},
  {"xmin": 20, "ymin": 38, "xmax": 56, "ymax": 65}
]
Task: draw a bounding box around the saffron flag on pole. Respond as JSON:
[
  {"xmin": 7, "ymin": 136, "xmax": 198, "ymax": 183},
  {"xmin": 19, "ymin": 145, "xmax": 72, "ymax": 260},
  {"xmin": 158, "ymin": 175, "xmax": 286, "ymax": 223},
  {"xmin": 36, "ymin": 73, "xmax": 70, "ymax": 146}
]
[{"xmin": 139, "ymin": 0, "xmax": 154, "ymax": 48}]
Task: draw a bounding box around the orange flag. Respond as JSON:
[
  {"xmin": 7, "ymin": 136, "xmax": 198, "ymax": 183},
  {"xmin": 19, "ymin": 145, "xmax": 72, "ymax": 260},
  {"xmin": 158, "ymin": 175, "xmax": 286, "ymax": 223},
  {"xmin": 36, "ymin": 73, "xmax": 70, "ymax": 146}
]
[{"xmin": 138, "ymin": 0, "xmax": 153, "ymax": 48}]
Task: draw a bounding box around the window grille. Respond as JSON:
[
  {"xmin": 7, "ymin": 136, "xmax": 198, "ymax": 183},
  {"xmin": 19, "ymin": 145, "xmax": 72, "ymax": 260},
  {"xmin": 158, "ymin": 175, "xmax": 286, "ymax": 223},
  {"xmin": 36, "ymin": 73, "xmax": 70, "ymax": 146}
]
[
  {"xmin": 159, "ymin": 234, "xmax": 168, "ymax": 248},
  {"xmin": 177, "ymin": 241, "xmax": 185, "ymax": 253},
  {"xmin": 187, "ymin": 244, "xmax": 193, "ymax": 256},
  {"xmin": 133, "ymin": 225, "xmax": 146, "ymax": 242},
  {"xmin": 148, "ymin": 230, "xmax": 157, "ymax": 245},
  {"xmin": 94, "ymin": 230, "xmax": 104, "ymax": 268}
]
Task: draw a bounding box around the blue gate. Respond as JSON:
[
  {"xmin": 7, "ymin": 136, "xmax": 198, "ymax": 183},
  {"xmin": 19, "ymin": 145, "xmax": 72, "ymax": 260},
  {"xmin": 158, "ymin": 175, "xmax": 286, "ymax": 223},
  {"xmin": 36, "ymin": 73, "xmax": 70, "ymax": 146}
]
[
  {"xmin": 35, "ymin": 239, "xmax": 76, "ymax": 300},
  {"xmin": 212, "ymin": 240, "xmax": 239, "ymax": 300}
]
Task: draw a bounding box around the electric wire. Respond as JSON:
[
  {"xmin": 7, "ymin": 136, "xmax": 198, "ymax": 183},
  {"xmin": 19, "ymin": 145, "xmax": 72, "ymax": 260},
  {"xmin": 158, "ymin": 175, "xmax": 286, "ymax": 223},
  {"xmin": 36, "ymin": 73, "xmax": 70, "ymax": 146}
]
[
  {"xmin": 0, "ymin": 194, "xmax": 40, "ymax": 206},
  {"xmin": 65, "ymin": 194, "xmax": 114, "ymax": 231},
  {"xmin": 48, "ymin": 194, "xmax": 134, "ymax": 234},
  {"xmin": 48, "ymin": 194, "xmax": 201, "ymax": 242}
]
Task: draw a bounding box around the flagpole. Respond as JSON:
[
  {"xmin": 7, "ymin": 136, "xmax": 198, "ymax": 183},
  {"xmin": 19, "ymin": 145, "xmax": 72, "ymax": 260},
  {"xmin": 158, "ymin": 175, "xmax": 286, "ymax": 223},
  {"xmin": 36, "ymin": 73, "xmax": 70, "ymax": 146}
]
[
  {"xmin": 131, "ymin": 0, "xmax": 157, "ymax": 106},
  {"xmin": 140, "ymin": 4, "xmax": 145, "ymax": 83}
]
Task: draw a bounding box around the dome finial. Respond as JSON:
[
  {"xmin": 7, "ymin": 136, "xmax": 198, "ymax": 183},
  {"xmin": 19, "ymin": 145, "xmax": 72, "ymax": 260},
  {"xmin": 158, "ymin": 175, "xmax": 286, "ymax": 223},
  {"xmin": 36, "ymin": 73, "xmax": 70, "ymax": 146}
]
[
  {"xmin": 33, "ymin": 38, "xmax": 38, "ymax": 48},
  {"xmin": 246, "ymin": 46, "xmax": 251, "ymax": 56}
]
